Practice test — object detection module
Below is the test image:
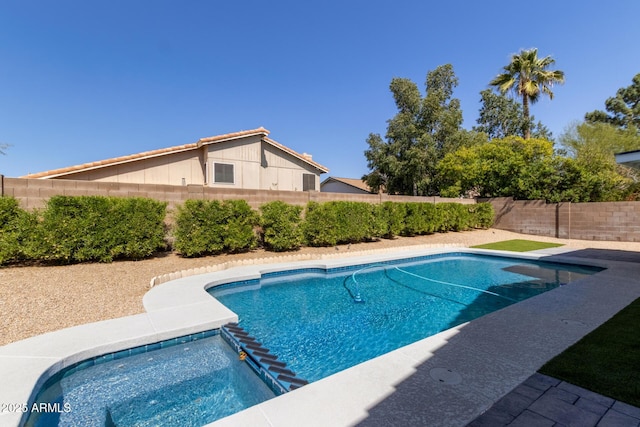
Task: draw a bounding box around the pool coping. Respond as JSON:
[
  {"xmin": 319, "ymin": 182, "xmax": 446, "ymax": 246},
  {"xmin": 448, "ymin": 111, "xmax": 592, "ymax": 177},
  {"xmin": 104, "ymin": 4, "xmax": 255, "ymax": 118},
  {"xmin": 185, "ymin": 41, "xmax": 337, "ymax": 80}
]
[{"xmin": 1, "ymin": 247, "xmax": 638, "ymax": 426}]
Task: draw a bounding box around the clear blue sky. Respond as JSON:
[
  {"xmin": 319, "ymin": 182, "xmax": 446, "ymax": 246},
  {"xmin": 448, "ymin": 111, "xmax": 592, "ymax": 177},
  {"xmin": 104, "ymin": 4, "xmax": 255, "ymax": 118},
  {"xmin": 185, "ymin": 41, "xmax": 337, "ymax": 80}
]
[{"xmin": 1, "ymin": 1, "xmax": 639, "ymax": 179}]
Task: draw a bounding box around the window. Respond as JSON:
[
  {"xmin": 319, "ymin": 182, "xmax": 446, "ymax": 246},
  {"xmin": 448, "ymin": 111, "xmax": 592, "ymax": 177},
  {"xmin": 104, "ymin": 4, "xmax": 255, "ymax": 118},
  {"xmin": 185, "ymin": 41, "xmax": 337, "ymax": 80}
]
[
  {"xmin": 303, "ymin": 173, "xmax": 316, "ymax": 191},
  {"xmin": 214, "ymin": 163, "xmax": 234, "ymax": 184}
]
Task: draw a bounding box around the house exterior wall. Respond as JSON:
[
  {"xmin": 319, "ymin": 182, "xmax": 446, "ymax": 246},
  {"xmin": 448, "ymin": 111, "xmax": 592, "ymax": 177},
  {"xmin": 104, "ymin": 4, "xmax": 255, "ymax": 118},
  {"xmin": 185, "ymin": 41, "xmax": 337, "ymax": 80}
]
[
  {"xmin": 49, "ymin": 150, "xmax": 205, "ymax": 186},
  {"xmin": 32, "ymin": 134, "xmax": 323, "ymax": 190},
  {"xmin": 321, "ymin": 180, "xmax": 370, "ymax": 194},
  {"xmin": 206, "ymin": 136, "xmax": 262, "ymax": 189},
  {"xmin": 259, "ymin": 142, "xmax": 321, "ymax": 191},
  {"xmin": 205, "ymin": 136, "xmax": 322, "ymax": 191}
]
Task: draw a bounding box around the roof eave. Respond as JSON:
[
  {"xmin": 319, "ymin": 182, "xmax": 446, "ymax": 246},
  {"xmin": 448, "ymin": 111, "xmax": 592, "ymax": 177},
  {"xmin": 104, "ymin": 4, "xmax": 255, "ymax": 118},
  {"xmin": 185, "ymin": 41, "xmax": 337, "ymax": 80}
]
[
  {"xmin": 262, "ymin": 137, "xmax": 329, "ymax": 173},
  {"xmin": 22, "ymin": 145, "xmax": 198, "ymax": 179}
]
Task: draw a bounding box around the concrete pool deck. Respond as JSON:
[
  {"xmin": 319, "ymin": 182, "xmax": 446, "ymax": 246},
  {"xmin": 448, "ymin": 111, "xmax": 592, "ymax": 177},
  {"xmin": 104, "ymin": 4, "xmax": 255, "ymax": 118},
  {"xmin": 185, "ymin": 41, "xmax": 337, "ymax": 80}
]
[{"xmin": 1, "ymin": 247, "xmax": 639, "ymax": 426}]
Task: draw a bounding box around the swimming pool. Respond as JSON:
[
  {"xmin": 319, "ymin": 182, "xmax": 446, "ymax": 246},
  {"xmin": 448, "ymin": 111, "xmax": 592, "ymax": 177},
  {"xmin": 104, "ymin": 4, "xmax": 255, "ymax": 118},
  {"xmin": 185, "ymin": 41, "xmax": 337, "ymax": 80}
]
[
  {"xmin": 22, "ymin": 252, "xmax": 602, "ymax": 427},
  {"xmin": 24, "ymin": 334, "xmax": 275, "ymax": 427},
  {"xmin": 210, "ymin": 253, "xmax": 600, "ymax": 383}
]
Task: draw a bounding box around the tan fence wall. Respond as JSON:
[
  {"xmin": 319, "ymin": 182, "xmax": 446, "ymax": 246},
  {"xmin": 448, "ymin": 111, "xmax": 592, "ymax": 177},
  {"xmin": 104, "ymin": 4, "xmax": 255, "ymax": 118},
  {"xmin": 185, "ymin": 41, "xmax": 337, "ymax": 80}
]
[
  {"xmin": 482, "ymin": 197, "xmax": 640, "ymax": 242},
  {"xmin": 4, "ymin": 177, "xmax": 638, "ymax": 242},
  {"xmin": 0, "ymin": 176, "xmax": 475, "ymax": 211}
]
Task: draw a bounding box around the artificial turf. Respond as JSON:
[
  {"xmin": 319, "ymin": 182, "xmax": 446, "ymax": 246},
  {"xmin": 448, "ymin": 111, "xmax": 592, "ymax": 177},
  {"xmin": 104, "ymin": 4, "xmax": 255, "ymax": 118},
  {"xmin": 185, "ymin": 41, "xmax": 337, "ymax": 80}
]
[
  {"xmin": 539, "ymin": 297, "xmax": 640, "ymax": 407},
  {"xmin": 471, "ymin": 239, "xmax": 564, "ymax": 252}
]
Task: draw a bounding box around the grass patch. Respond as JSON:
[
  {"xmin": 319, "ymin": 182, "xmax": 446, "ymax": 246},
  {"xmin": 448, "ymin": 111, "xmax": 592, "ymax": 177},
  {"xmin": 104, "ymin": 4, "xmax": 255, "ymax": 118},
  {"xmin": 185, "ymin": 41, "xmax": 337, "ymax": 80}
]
[
  {"xmin": 540, "ymin": 297, "xmax": 640, "ymax": 407},
  {"xmin": 471, "ymin": 239, "xmax": 563, "ymax": 252}
]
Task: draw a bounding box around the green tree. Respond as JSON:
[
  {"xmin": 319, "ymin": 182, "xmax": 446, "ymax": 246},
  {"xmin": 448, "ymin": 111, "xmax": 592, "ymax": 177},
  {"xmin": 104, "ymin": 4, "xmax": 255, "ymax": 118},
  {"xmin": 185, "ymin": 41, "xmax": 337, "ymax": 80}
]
[
  {"xmin": 474, "ymin": 89, "xmax": 552, "ymax": 140},
  {"xmin": 561, "ymin": 121, "xmax": 640, "ymax": 160},
  {"xmin": 363, "ymin": 64, "xmax": 479, "ymax": 195},
  {"xmin": 490, "ymin": 48, "xmax": 565, "ymax": 139},
  {"xmin": 560, "ymin": 121, "xmax": 640, "ymax": 199},
  {"xmin": 438, "ymin": 136, "xmax": 555, "ymax": 199},
  {"xmin": 585, "ymin": 73, "xmax": 640, "ymax": 131},
  {"xmin": 437, "ymin": 136, "xmax": 624, "ymax": 202}
]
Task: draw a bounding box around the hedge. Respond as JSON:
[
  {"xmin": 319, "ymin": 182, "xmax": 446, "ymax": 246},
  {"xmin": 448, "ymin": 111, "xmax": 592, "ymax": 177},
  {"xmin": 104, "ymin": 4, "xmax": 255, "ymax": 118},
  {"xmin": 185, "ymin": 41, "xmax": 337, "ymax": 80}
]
[
  {"xmin": 0, "ymin": 195, "xmax": 494, "ymax": 265},
  {"xmin": 173, "ymin": 199, "xmax": 259, "ymax": 257},
  {"xmin": 301, "ymin": 201, "xmax": 383, "ymax": 247},
  {"xmin": 260, "ymin": 201, "xmax": 304, "ymax": 252},
  {"xmin": 37, "ymin": 196, "xmax": 167, "ymax": 263},
  {"xmin": 0, "ymin": 197, "xmax": 39, "ymax": 264},
  {"xmin": 374, "ymin": 202, "xmax": 405, "ymax": 239}
]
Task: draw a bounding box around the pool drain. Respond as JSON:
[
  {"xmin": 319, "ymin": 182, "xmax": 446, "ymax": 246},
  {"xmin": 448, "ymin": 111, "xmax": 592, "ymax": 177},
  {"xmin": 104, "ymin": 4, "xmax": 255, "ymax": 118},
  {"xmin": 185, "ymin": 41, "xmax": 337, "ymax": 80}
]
[{"xmin": 429, "ymin": 367, "xmax": 462, "ymax": 385}]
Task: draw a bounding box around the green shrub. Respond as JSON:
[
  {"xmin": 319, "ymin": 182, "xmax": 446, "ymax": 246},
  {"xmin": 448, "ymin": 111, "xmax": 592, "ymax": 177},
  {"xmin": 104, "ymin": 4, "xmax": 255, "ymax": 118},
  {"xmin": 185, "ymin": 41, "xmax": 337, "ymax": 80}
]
[
  {"xmin": 373, "ymin": 201, "xmax": 405, "ymax": 239},
  {"xmin": 222, "ymin": 200, "xmax": 259, "ymax": 253},
  {"xmin": 302, "ymin": 201, "xmax": 381, "ymax": 246},
  {"xmin": 0, "ymin": 196, "xmax": 20, "ymax": 229},
  {"xmin": 174, "ymin": 200, "xmax": 226, "ymax": 257},
  {"xmin": 436, "ymin": 203, "xmax": 471, "ymax": 232},
  {"xmin": 36, "ymin": 196, "xmax": 167, "ymax": 263},
  {"xmin": 402, "ymin": 202, "xmax": 437, "ymax": 235},
  {"xmin": 333, "ymin": 201, "xmax": 378, "ymax": 243},
  {"xmin": 260, "ymin": 201, "xmax": 304, "ymax": 252},
  {"xmin": 108, "ymin": 197, "xmax": 167, "ymax": 259},
  {"xmin": 174, "ymin": 199, "xmax": 258, "ymax": 257},
  {"xmin": 0, "ymin": 197, "xmax": 39, "ymax": 264},
  {"xmin": 469, "ymin": 202, "xmax": 494, "ymax": 228},
  {"xmin": 302, "ymin": 201, "xmax": 339, "ymax": 247}
]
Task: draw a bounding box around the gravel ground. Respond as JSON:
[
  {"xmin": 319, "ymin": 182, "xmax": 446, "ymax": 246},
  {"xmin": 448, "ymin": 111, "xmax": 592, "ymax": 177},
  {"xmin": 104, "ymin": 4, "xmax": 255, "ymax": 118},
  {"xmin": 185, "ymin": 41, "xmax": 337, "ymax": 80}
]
[{"xmin": 2, "ymin": 228, "xmax": 640, "ymax": 346}]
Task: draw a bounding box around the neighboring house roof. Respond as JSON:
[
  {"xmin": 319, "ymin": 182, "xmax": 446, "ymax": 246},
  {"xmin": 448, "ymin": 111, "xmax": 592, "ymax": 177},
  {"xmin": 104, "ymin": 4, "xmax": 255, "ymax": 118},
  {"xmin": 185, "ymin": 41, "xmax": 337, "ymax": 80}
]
[
  {"xmin": 615, "ymin": 149, "xmax": 640, "ymax": 170},
  {"xmin": 321, "ymin": 176, "xmax": 373, "ymax": 193},
  {"xmin": 23, "ymin": 127, "xmax": 328, "ymax": 179}
]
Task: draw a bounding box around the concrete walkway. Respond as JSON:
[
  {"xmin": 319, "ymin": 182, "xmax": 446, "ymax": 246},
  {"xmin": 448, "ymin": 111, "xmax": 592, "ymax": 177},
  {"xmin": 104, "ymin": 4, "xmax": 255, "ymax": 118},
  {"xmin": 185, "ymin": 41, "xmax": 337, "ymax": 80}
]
[
  {"xmin": 468, "ymin": 373, "xmax": 640, "ymax": 427},
  {"xmin": 467, "ymin": 246, "xmax": 640, "ymax": 427}
]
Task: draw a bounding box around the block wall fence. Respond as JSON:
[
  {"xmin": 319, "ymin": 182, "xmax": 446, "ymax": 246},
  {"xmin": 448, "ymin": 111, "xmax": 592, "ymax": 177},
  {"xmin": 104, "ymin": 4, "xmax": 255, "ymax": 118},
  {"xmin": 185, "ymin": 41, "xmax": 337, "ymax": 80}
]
[
  {"xmin": 482, "ymin": 197, "xmax": 640, "ymax": 242},
  {"xmin": 2, "ymin": 176, "xmax": 638, "ymax": 242},
  {"xmin": 0, "ymin": 176, "xmax": 474, "ymax": 211}
]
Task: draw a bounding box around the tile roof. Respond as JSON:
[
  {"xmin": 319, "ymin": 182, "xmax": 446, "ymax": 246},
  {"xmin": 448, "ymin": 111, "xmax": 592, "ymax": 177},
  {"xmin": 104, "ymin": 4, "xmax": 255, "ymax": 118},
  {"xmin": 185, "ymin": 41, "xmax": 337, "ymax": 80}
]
[
  {"xmin": 321, "ymin": 177, "xmax": 373, "ymax": 193},
  {"xmin": 22, "ymin": 127, "xmax": 328, "ymax": 178}
]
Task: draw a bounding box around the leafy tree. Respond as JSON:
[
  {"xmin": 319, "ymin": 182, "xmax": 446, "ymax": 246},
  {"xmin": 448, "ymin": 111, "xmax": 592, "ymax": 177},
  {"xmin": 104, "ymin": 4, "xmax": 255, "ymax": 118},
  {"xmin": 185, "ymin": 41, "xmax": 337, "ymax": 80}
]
[
  {"xmin": 559, "ymin": 121, "xmax": 640, "ymax": 199},
  {"xmin": 437, "ymin": 136, "xmax": 626, "ymax": 202},
  {"xmin": 474, "ymin": 89, "xmax": 552, "ymax": 140},
  {"xmin": 438, "ymin": 136, "xmax": 554, "ymax": 199},
  {"xmin": 561, "ymin": 121, "xmax": 640, "ymax": 160},
  {"xmin": 585, "ymin": 73, "xmax": 640, "ymax": 131},
  {"xmin": 363, "ymin": 64, "xmax": 479, "ymax": 195},
  {"xmin": 490, "ymin": 48, "xmax": 565, "ymax": 139}
]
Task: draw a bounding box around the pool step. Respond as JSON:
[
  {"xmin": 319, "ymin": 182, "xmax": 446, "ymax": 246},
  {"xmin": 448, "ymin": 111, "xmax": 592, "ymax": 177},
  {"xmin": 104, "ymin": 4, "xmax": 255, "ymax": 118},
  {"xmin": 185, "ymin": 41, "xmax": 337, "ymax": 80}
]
[{"xmin": 221, "ymin": 323, "xmax": 308, "ymax": 395}]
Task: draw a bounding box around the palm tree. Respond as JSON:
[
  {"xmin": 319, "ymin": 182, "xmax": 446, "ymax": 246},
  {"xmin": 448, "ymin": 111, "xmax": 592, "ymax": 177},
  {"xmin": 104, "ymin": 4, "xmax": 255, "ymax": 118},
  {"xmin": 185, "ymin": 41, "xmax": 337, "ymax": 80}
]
[{"xmin": 490, "ymin": 48, "xmax": 565, "ymax": 139}]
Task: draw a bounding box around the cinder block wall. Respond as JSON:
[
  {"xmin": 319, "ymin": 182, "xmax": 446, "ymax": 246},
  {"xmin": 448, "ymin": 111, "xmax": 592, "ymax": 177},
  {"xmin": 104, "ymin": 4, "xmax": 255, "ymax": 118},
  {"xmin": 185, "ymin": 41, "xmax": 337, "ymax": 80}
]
[
  {"xmin": 4, "ymin": 177, "xmax": 638, "ymax": 241},
  {"xmin": 483, "ymin": 197, "xmax": 640, "ymax": 242},
  {"xmin": 0, "ymin": 176, "xmax": 473, "ymax": 211}
]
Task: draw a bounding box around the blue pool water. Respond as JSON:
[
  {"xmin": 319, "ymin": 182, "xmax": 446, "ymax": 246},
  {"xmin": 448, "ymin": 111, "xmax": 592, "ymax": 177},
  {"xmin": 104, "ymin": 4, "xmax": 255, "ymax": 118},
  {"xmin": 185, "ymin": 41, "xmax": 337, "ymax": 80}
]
[
  {"xmin": 25, "ymin": 334, "xmax": 275, "ymax": 427},
  {"xmin": 26, "ymin": 253, "xmax": 600, "ymax": 426},
  {"xmin": 210, "ymin": 254, "xmax": 599, "ymax": 382}
]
